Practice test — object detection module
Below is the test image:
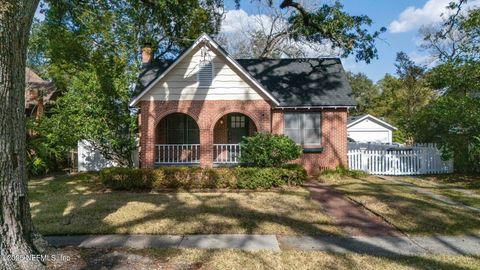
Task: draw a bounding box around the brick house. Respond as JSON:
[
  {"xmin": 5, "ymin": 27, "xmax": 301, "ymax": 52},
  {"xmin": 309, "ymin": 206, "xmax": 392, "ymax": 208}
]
[{"xmin": 130, "ymin": 34, "xmax": 356, "ymax": 174}]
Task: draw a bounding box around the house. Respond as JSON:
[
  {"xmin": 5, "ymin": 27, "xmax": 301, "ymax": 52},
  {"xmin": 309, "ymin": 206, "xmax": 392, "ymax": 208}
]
[
  {"xmin": 130, "ymin": 34, "xmax": 356, "ymax": 174},
  {"xmin": 25, "ymin": 68, "xmax": 57, "ymax": 118},
  {"xmin": 347, "ymin": 114, "xmax": 397, "ymax": 144}
]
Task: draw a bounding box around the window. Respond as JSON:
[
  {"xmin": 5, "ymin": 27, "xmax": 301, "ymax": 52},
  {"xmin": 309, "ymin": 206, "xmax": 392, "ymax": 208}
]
[
  {"xmin": 230, "ymin": 115, "xmax": 245, "ymax": 128},
  {"xmin": 284, "ymin": 113, "xmax": 321, "ymax": 145},
  {"xmin": 198, "ymin": 60, "xmax": 213, "ymax": 87},
  {"xmin": 166, "ymin": 114, "xmax": 199, "ymax": 144}
]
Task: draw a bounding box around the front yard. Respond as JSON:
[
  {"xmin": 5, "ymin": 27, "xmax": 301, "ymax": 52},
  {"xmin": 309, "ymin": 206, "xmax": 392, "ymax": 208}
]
[
  {"xmin": 402, "ymin": 174, "xmax": 480, "ymax": 209},
  {"xmin": 48, "ymin": 248, "xmax": 480, "ymax": 270},
  {"xmin": 29, "ymin": 173, "xmax": 341, "ymax": 236},
  {"xmin": 319, "ymin": 175, "xmax": 480, "ymax": 236}
]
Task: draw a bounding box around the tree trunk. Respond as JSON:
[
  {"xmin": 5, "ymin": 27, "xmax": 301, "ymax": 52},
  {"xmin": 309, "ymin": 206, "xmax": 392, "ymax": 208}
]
[{"xmin": 0, "ymin": 1, "xmax": 44, "ymax": 269}]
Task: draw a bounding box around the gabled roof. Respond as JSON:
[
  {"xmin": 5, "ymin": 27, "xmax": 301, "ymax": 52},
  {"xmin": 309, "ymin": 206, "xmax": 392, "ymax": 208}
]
[
  {"xmin": 130, "ymin": 33, "xmax": 279, "ymax": 107},
  {"xmin": 130, "ymin": 33, "xmax": 356, "ymax": 108},
  {"xmin": 347, "ymin": 114, "xmax": 398, "ymax": 130}
]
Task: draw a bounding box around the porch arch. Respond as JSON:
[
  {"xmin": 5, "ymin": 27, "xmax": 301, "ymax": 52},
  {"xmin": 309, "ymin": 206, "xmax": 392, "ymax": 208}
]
[
  {"xmin": 155, "ymin": 112, "xmax": 200, "ymax": 144},
  {"xmin": 209, "ymin": 109, "xmax": 262, "ymax": 132}
]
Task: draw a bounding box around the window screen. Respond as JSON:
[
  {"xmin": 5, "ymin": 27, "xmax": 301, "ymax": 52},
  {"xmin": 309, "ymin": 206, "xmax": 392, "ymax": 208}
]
[
  {"xmin": 284, "ymin": 113, "xmax": 321, "ymax": 145},
  {"xmin": 166, "ymin": 114, "xmax": 200, "ymax": 144}
]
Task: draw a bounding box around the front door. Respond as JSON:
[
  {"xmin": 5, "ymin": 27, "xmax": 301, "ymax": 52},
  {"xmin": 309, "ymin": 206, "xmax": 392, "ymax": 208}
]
[{"xmin": 228, "ymin": 114, "xmax": 249, "ymax": 143}]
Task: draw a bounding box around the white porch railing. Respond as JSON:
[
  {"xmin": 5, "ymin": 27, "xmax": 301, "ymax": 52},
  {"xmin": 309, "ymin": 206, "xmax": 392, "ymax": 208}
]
[
  {"xmin": 155, "ymin": 144, "xmax": 200, "ymax": 164},
  {"xmin": 214, "ymin": 144, "xmax": 241, "ymax": 164}
]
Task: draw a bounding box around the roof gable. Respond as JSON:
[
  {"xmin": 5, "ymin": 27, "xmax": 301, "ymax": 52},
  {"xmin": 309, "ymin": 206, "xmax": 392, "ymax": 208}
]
[
  {"xmin": 347, "ymin": 114, "xmax": 397, "ymax": 130},
  {"xmin": 130, "ymin": 33, "xmax": 278, "ymax": 107}
]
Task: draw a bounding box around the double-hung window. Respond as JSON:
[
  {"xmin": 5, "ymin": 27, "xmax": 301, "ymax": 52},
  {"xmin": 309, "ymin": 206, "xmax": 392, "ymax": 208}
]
[{"xmin": 284, "ymin": 113, "xmax": 321, "ymax": 145}]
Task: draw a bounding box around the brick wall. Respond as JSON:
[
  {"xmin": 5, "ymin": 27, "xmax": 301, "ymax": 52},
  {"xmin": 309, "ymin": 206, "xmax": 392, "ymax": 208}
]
[
  {"xmin": 271, "ymin": 108, "xmax": 348, "ymax": 175},
  {"xmin": 139, "ymin": 100, "xmax": 271, "ymax": 167},
  {"xmin": 139, "ymin": 100, "xmax": 347, "ymax": 174}
]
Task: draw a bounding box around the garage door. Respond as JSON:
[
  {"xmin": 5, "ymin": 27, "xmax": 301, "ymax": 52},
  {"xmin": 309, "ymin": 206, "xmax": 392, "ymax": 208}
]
[{"xmin": 348, "ymin": 131, "xmax": 390, "ymax": 143}]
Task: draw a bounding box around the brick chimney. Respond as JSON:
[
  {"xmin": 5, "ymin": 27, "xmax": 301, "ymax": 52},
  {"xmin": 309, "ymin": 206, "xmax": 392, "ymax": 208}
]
[{"xmin": 141, "ymin": 43, "xmax": 153, "ymax": 65}]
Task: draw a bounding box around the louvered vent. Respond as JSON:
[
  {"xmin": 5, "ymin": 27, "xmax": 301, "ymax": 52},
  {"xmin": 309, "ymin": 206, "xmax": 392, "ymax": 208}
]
[{"xmin": 198, "ymin": 61, "xmax": 213, "ymax": 87}]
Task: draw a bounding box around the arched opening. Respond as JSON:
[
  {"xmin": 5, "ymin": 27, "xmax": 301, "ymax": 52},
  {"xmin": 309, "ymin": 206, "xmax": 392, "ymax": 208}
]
[
  {"xmin": 155, "ymin": 113, "xmax": 200, "ymax": 164},
  {"xmin": 213, "ymin": 113, "xmax": 257, "ymax": 164}
]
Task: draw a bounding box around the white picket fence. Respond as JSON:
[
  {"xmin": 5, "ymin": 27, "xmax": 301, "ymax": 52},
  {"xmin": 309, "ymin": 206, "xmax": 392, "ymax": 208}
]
[{"xmin": 348, "ymin": 144, "xmax": 453, "ymax": 175}]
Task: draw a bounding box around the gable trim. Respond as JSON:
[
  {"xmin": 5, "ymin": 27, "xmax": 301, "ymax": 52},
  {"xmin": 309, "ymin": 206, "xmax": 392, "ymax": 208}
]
[
  {"xmin": 347, "ymin": 114, "xmax": 398, "ymax": 130},
  {"xmin": 129, "ymin": 33, "xmax": 280, "ymax": 107}
]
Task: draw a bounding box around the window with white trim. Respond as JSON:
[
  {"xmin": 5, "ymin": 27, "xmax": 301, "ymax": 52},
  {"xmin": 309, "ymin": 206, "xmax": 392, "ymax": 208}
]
[
  {"xmin": 284, "ymin": 112, "xmax": 321, "ymax": 145},
  {"xmin": 198, "ymin": 60, "xmax": 213, "ymax": 87}
]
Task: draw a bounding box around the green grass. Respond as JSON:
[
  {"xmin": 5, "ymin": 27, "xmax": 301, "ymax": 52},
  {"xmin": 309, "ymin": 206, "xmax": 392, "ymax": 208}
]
[
  {"xmin": 28, "ymin": 173, "xmax": 341, "ymax": 236},
  {"xmin": 49, "ymin": 247, "xmax": 480, "ymax": 270},
  {"xmin": 319, "ymin": 175, "xmax": 480, "ymax": 236}
]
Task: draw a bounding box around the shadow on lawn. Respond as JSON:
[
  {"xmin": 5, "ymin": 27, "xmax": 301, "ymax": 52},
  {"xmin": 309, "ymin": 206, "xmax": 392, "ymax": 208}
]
[
  {"xmin": 324, "ymin": 177, "xmax": 480, "ymax": 236},
  {"xmin": 30, "ymin": 173, "xmax": 480, "ymax": 270}
]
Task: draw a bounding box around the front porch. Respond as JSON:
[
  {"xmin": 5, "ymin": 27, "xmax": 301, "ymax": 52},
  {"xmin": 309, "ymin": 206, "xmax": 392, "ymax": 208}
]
[{"xmin": 153, "ymin": 112, "xmax": 256, "ymax": 166}]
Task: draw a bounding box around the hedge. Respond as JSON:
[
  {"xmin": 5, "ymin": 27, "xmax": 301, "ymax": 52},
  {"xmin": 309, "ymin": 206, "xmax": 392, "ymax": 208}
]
[{"xmin": 100, "ymin": 165, "xmax": 307, "ymax": 190}]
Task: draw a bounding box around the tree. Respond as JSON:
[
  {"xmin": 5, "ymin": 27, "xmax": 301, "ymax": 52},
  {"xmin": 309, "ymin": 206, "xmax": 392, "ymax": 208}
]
[
  {"xmin": 412, "ymin": 96, "xmax": 480, "ymax": 172},
  {"xmin": 231, "ymin": 0, "xmax": 386, "ymax": 62},
  {"xmin": 345, "ymin": 72, "xmax": 379, "ymax": 115},
  {"xmin": 420, "ymin": 2, "xmax": 480, "ymax": 96},
  {"xmin": 370, "ymin": 53, "xmax": 434, "ymax": 142},
  {"xmin": 0, "ymin": 1, "xmax": 47, "ymax": 269}
]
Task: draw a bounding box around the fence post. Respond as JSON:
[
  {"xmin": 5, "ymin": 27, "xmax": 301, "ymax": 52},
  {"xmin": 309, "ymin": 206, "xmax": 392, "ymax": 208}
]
[{"xmin": 360, "ymin": 147, "xmax": 368, "ymax": 172}]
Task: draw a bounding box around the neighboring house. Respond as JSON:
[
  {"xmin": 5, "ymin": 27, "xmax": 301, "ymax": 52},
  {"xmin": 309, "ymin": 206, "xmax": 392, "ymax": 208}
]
[
  {"xmin": 347, "ymin": 114, "xmax": 397, "ymax": 144},
  {"xmin": 25, "ymin": 68, "xmax": 57, "ymax": 118},
  {"xmin": 130, "ymin": 34, "xmax": 356, "ymax": 174}
]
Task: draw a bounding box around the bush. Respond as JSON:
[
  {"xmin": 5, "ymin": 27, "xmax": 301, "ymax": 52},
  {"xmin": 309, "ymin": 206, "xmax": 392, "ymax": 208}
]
[
  {"xmin": 239, "ymin": 133, "xmax": 302, "ymax": 167},
  {"xmin": 100, "ymin": 167, "xmax": 154, "ymax": 190},
  {"xmin": 100, "ymin": 165, "xmax": 307, "ymax": 191},
  {"xmin": 320, "ymin": 166, "xmax": 367, "ymax": 179}
]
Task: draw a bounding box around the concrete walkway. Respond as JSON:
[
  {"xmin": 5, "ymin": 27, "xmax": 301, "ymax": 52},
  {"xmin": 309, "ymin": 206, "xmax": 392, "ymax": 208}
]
[
  {"xmin": 380, "ymin": 176, "xmax": 480, "ymax": 213},
  {"xmin": 303, "ymin": 181, "xmax": 402, "ymax": 236},
  {"xmin": 46, "ymin": 234, "xmax": 480, "ymax": 255}
]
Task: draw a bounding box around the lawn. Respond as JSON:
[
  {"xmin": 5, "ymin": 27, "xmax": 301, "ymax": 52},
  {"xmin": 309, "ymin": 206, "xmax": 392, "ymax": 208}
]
[
  {"xmin": 48, "ymin": 247, "xmax": 480, "ymax": 270},
  {"xmin": 28, "ymin": 173, "xmax": 341, "ymax": 236},
  {"xmin": 319, "ymin": 175, "xmax": 480, "ymax": 236},
  {"xmin": 401, "ymin": 175, "xmax": 480, "ymax": 209}
]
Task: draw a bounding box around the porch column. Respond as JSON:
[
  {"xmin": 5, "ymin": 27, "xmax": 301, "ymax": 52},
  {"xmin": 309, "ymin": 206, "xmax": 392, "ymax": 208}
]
[
  {"xmin": 200, "ymin": 128, "xmax": 213, "ymax": 167},
  {"xmin": 140, "ymin": 101, "xmax": 156, "ymax": 168}
]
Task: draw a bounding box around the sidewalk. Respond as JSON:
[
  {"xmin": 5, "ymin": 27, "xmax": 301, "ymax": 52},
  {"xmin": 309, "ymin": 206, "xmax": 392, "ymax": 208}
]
[{"xmin": 46, "ymin": 234, "xmax": 480, "ymax": 255}]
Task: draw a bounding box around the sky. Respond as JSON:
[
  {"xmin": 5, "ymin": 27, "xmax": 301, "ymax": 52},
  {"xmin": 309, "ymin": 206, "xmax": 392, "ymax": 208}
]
[{"xmin": 221, "ymin": 0, "xmax": 480, "ymax": 82}]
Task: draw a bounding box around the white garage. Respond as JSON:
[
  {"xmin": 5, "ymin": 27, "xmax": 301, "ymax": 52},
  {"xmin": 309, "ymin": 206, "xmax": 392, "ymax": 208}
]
[{"xmin": 347, "ymin": 114, "xmax": 397, "ymax": 144}]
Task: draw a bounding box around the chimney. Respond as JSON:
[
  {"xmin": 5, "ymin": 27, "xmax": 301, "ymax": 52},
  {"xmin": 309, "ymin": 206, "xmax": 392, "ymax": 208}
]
[{"xmin": 141, "ymin": 43, "xmax": 153, "ymax": 65}]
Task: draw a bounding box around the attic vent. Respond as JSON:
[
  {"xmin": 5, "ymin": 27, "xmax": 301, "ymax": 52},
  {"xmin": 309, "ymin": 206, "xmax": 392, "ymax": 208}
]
[
  {"xmin": 198, "ymin": 45, "xmax": 213, "ymax": 88},
  {"xmin": 198, "ymin": 60, "xmax": 213, "ymax": 87}
]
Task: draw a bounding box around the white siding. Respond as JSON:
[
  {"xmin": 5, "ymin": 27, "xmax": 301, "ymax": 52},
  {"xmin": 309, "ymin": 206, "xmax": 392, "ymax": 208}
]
[
  {"xmin": 141, "ymin": 45, "xmax": 264, "ymax": 101},
  {"xmin": 347, "ymin": 118, "xmax": 393, "ymax": 144}
]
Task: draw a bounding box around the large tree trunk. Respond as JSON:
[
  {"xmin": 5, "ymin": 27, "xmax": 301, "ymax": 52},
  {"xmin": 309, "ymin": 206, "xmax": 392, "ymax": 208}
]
[{"xmin": 0, "ymin": 1, "xmax": 44, "ymax": 270}]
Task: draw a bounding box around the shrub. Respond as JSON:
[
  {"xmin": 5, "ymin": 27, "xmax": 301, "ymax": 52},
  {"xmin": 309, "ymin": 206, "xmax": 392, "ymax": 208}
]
[
  {"xmin": 100, "ymin": 167, "xmax": 153, "ymax": 190},
  {"xmin": 320, "ymin": 166, "xmax": 367, "ymax": 179},
  {"xmin": 239, "ymin": 133, "xmax": 302, "ymax": 167},
  {"xmin": 100, "ymin": 165, "xmax": 307, "ymax": 191}
]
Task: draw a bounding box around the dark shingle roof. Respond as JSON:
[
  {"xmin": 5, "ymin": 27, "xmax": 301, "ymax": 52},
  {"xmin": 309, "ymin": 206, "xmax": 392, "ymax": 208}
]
[
  {"xmin": 135, "ymin": 59, "xmax": 174, "ymax": 95},
  {"xmin": 236, "ymin": 58, "xmax": 355, "ymax": 107},
  {"xmin": 348, "ymin": 115, "xmax": 365, "ymax": 124},
  {"xmin": 135, "ymin": 57, "xmax": 356, "ymax": 107}
]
